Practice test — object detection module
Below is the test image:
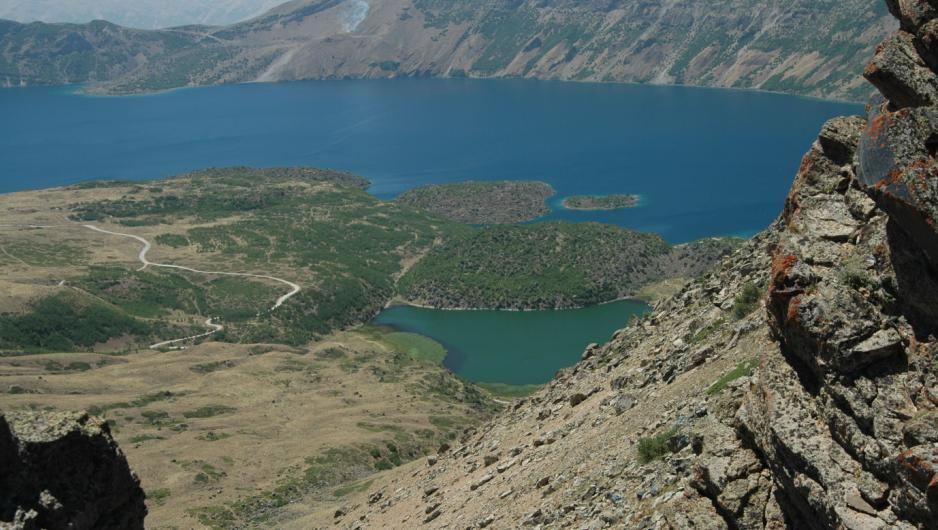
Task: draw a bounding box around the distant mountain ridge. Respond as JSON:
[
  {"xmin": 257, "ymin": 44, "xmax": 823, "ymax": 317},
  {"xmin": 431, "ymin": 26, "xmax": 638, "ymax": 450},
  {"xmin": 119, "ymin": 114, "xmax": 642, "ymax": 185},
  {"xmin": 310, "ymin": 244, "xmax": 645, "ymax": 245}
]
[
  {"xmin": 0, "ymin": 0, "xmax": 898, "ymax": 100},
  {"xmin": 0, "ymin": 0, "xmax": 286, "ymax": 29}
]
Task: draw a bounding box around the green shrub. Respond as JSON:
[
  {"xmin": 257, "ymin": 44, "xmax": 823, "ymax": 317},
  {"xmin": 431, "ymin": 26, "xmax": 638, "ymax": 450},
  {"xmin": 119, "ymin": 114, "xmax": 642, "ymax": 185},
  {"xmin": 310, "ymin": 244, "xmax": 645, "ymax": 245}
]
[
  {"xmin": 707, "ymin": 359, "xmax": 759, "ymax": 396},
  {"xmin": 130, "ymin": 434, "xmax": 165, "ymax": 443},
  {"xmin": 198, "ymin": 431, "xmax": 231, "ymax": 442},
  {"xmin": 149, "ymin": 488, "xmax": 171, "ymax": 505},
  {"xmin": 731, "ymin": 283, "xmax": 762, "ymax": 320},
  {"xmin": 155, "ymin": 233, "xmax": 189, "ymax": 248},
  {"xmin": 637, "ymin": 428, "xmax": 679, "ymax": 464},
  {"xmin": 183, "ymin": 405, "xmax": 236, "ymax": 419}
]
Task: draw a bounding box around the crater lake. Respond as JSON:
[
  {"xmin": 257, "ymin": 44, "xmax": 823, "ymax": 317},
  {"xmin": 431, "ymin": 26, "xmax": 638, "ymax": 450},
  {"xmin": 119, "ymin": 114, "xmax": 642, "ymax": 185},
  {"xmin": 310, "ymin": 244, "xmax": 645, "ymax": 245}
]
[{"xmin": 0, "ymin": 78, "xmax": 859, "ymax": 242}]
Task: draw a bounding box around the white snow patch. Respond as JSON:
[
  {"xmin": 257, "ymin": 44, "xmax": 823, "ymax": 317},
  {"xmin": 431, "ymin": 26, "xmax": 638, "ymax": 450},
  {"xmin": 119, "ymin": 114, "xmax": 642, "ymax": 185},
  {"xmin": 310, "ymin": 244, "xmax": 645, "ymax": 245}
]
[{"xmin": 342, "ymin": 0, "xmax": 369, "ymax": 33}]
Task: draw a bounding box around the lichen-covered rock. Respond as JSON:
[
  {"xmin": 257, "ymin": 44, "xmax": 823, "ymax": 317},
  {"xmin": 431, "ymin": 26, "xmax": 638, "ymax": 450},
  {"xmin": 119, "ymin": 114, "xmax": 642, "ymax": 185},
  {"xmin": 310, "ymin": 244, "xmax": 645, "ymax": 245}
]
[
  {"xmin": 744, "ymin": 2, "xmax": 938, "ymax": 524},
  {"xmin": 885, "ymin": 0, "xmax": 938, "ymax": 32},
  {"xmin": 865, "ymin": 31, "xmax": 938, "ymax": 108},
  {"xmin": 0, "ymin": 411, "xmax": 146, "ymax": 530},
  {"xmin": 819, "ymin": 116, "xmax": 868, "ymax": 165},
  {"xmin": 857, "ymin": 102, "xmax": 938, "ymax": 274}
]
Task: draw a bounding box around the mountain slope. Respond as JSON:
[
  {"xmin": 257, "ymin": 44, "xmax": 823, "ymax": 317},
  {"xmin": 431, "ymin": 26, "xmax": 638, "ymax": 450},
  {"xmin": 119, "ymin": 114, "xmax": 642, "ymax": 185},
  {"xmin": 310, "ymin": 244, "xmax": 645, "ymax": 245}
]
[
  {"xmin": 1, "ymin": 0, "xmax": 898, "ymax": 100},
  {"xmin": 301, "ymin": 2, "xmax": 938, "ymax": 528},
  {"xmin": 0, "ymin": 0, "xmax": 286, "ymax": 30}
]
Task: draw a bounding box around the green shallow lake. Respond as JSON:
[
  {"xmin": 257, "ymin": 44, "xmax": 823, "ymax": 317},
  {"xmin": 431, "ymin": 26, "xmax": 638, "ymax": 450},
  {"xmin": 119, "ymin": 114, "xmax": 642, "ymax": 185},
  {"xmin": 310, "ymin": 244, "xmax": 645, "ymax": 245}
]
[{"xmin": 373, "ymin": 300, "xmax": 650, "ymax": 385}]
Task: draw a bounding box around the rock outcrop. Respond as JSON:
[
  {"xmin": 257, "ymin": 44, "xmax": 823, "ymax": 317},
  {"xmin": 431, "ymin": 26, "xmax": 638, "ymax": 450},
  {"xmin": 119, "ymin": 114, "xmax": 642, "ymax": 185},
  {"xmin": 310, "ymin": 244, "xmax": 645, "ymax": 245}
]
[
  {"xmin": 325, "ymin": 1, "xmax": 938, "ymax": 528},
  {"xmin": 749, "ymin": 1, "xmax": 938, "ymax": 526},
  {"xmin": 0, "ymin": 411, "xmax": 146, "ymax": 530}
]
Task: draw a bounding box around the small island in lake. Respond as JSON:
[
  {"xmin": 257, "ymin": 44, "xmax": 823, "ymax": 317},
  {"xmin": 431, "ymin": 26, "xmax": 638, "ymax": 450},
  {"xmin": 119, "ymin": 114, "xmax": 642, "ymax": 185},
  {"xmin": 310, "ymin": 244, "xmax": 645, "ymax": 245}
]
[
  {"xmin": 562, "ymin": 194, "xmax": 639, "ymax": 210},
  {"xmin": 396, "ymin": 180, "xmax": 555, "ymax": 224}
]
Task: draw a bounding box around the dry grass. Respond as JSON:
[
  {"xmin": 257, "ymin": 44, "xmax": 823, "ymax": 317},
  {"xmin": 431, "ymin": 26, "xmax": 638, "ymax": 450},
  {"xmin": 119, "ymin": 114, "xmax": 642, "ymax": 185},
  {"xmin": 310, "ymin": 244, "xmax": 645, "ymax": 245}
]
[{"xmin": 0, "ymin": 330, "xmax": 487, "ymax": 528}]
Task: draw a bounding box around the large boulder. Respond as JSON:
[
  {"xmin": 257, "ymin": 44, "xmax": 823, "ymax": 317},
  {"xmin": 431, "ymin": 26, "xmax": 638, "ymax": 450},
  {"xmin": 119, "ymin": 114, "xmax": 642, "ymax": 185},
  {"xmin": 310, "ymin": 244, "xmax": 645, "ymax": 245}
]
[
  {"xmin": 0, "ymin": 411, "xmax": 146, "ymax": 530},
  {"xmin": 885, "ymin": 0, "xmax": 938, "ymax": 32},
  {"xmin": 865, "ymin": 31, "xmax": 938, "ymax": 108},
  {"xmin": 857, "ymin": 101, "xmax": 938, "ymax": 274}
]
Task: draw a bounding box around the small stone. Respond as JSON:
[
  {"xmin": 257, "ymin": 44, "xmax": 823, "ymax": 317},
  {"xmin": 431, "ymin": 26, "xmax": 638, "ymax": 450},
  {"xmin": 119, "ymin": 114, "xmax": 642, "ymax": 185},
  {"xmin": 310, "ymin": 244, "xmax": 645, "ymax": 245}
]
[
  {"xmin": 570, "ymin": 393, "xmax": 588, "ymax": 407},
  {"xmin": 368, "ymin": 491, "xmax": 383, "ymax": 505},
  {"xmin": 845, "ymin": 489, "xmax": 878, "ymax": 516},
  {"xmin": 483, "ymin": 454, "xmax": 499, "ymax": 467},
  {"xmin": 424, "ymin": 509, "xmax": 442, "ymax": 524},
  {"xmin": 611, "ymin": 395, "xmax": 636, "ymax": 415},
  {"xmin": 427, "ymin": 455, "xmax": 438, "ymax": 466},
  {"xmin": 536, "ymin": 476, "xmax": 550, "ymax": 488},
  {"xmin": 478, "ymin": 514, "xmax": 496, "ymax": 528},
  {"xmin": 470, "ymin": 472, "xmax": 495, "ymax": 491},
  {"xmin": 522, "ymin": 509, "xmax": 543, "ymax": 526},
  {"xmin": 582, "ymin": 343, "xmax": 599, "ymax": 360},
  {"xmin": 496, "ymin": 459, "xmax": 516, "ymax": 473},
  {"xmin": 424, "ymin": 486, "xmax": 439, "ymax": 497}
]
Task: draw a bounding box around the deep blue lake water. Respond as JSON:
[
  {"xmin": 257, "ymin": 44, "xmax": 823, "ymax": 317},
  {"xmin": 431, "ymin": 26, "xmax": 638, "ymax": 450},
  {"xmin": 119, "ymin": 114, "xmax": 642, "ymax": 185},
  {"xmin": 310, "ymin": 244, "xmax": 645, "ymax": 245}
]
[{"xmin": 0, "ymin": 79, "xmax": 859, "ymax": 242}]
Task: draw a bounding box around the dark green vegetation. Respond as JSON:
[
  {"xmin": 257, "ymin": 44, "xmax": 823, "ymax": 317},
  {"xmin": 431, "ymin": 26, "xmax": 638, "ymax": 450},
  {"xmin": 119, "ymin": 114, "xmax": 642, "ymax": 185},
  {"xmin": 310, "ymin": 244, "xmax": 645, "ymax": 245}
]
[
  {"xmin": 182, "ymin": 405, "xmax": 236, "ymax": 419},
  {"xmin": 63, "ymin": 168, "xmax": 461, "ymax": 346},
  {"xmin": 87, "ymin": 391, "xmax": 178, "ymax": 417},
  {"xmin": 0, "ymin": 240, "xmax": 88, "ymax": 267},
  {"xmin": 4, "ymin": 168, "xmax": 741, "ymax": 353},
  {"xmin": 396, "ymin": 180, "xmax": 555, "ymax": 224},
  {"xmin": 0, "ymin": 0, "xmax": 894, "ymax": 101},
  {"xmin": 477, "ymin": 382, "xmax": 543, "ymax": 399},
  {"xmin": 75, "ymin": 266, "xmax": 274, "ymax": 322},
  {"xmin": 637, "ymin": 428, "xmax": 681, "ymax": 464},
  {"xmin": 398, "ymin": 222, "xmax": 741, "ymax": 310},
  {"xmin": 707, "ymin": 358, "xmax": 759, "ymax": 396},
  {"xmin": 0, "ymin": 292, "xmax": 175, "ymax": 353},
  {"xmin": 731, "ymin": 282, "xmax": 763, "ymax": 320},
  {"xmin": 563, "ymin": 194, "xmax": 639, "ymax": 211}
]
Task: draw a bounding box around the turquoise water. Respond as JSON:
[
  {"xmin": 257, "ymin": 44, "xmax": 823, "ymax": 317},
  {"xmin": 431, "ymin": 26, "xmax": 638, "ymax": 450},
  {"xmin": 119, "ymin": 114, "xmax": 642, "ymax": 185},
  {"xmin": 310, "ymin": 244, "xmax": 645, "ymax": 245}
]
[
  {"xmin": 0, "ymin": 79, "xmax": 859, "ymax": 242},
  {"xmin": 373, "ymin": 300, "xmax": 649, "ymax": 385}
]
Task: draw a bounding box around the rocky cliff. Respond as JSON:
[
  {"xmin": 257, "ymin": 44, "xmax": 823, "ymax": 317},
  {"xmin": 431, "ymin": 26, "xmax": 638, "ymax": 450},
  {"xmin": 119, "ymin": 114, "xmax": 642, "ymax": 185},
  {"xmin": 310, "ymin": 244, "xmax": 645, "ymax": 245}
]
[
  {"xmin": 0, "ymin": 411, "xmax": 146, "ymax": 529},
  {"xmin": 321, "ymin": 1, "xmax": 938, "ymax": 528},
  {"xmin": 1, "ymin": 0, "xmax": 897, "ymax": 100}
]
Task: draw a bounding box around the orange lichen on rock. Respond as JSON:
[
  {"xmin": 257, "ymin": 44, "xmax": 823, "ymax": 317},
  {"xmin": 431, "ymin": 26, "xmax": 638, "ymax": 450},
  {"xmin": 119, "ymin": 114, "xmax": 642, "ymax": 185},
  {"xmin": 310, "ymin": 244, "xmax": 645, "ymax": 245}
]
[
  {"xmin": 866, "ymin": 111, "xmax": 892, "ymax": 140},
  {"xmin": 771, "ymin": 253, "xmax": 798, "ymax": 288},
  {"xmin": 786, "ymin": 294, "xmax": 804, "ymax": 323}
]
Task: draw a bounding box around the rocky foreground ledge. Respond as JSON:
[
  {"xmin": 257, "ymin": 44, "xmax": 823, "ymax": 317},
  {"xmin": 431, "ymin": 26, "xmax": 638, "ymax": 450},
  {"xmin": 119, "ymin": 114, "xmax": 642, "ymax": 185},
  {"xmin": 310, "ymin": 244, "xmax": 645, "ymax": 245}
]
[{"xmin": 0, "ymin": 411, "xmax": 146, "ymax": 529}]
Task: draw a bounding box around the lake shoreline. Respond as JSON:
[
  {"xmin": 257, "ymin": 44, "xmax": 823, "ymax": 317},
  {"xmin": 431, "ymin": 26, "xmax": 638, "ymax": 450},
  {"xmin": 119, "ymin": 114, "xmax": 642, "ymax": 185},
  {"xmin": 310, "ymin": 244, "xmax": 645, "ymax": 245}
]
[
  {"xmin": 32, "ymin": 73, "xmax": 865, "ymax": 106},
  {"xmin": 385, "ymin": 294, "xmax": 648, "ymax": 313}
]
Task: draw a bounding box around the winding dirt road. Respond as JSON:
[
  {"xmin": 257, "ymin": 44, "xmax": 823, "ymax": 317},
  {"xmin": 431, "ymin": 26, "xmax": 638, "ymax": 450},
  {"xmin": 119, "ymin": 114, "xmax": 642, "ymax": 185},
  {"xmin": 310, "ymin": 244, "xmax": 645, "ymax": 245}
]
[
  {"xmin": 1, "ymin": 223, "xmax": 301, "ymax": 350},
  {"xmin": 82, "ymin": 224, "xmax": 301, "ymax": 349}
]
